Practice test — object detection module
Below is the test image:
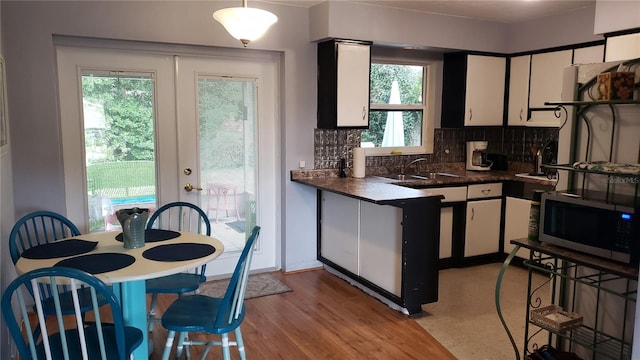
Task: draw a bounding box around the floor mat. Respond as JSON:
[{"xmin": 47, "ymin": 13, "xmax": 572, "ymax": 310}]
[
  {"xmin": 199, "ymin": 272, "xmax": 292, "ymax": 300},
  {"xmin": 225, "ymin": 220, "xmax": 246, "ymax": 233}
]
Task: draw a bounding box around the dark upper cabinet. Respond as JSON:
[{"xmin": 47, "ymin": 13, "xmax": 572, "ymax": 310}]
[{"xmin": 317, "ymin": 39, "xmax": 372, "ymax": 129}]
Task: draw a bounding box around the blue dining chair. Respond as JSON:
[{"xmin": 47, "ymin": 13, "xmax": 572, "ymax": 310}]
[
  {"xmin": 8, "ymin": 211, "xmax": 107, "ymax": 321},
  {"xmin": 160, "ymin": 226, "xmax": 261, "ymax": 360},
  {"xmin": 9, "ymin": 210, "xmax": 81, "ymax": 265},
  {"xmin": 2, "ymin": 266, "xmax": 143, "ymax": 360},
  {"xmin": 145, "ymin": 201, "xmax": 212, "ymax": 332}
]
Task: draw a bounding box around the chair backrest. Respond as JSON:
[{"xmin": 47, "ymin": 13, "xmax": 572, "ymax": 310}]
[
  {"xmin": 146, "ymin": 201, "xmax": 211, "ymax": 236},
  {"xmin": 9, "ymin": 211, "xmax": 81, "ymax": 265},
  {"xmin": 1, "ymin": 267, "xmax": 134, "ymax": 360},
  {"xmin": 215, "ymin": 226, "xmax": 261, "ymax": 329}
]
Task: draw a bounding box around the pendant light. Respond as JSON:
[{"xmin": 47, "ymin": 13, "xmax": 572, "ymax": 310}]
[{"xmin": 213, "ymin": 0, "xmax": 278, "ymax": 47}]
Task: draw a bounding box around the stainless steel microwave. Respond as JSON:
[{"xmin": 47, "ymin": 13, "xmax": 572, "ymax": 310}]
[{"xmin": 539, "ymin": 190, "xmax": 639, "ymax": 264}]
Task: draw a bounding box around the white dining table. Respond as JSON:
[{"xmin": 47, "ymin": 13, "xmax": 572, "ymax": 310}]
[{"xmin": 15, "ymin": 230, "xmax": 224, "ymax": 359}]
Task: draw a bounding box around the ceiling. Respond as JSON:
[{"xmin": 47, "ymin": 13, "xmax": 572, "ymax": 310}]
[{"xmin": 266, "ymin": 0, "xmax": 596, "ymax": 24}]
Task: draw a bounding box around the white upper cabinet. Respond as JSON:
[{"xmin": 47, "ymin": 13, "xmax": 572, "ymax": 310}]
[
  {"xmin": 605, "ymin": 33, "xmax": 640, "ymax": 62},
  {"xmin": 573, "ymin": 45, "xmax": 605, "ymax": 65},
  {"xmin": 527, "ymin": 49, "xmax": 573, "ymax": 127},
  {"xmin": 317, "ymin": 39, "xmax": 371, "ymax": 129},
  {"xmin": 465, "ymin": 55, "xmax": 506, "ymax": 126},
  {"xmin": 336, "ymin": 42, "xmax": 370, "ymax": 127},
  {"xmin": 507, "ymin": 55, "xmax": 531, "ymax": 126},
  {"xmin": 442, "ymin": 53, "xmax": 506, "ymax": 127}
]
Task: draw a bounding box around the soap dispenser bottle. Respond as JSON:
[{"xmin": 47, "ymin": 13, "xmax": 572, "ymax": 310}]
[{"xmin": 339, "ymin": 158, "xmax": 347, "ymax": 178}]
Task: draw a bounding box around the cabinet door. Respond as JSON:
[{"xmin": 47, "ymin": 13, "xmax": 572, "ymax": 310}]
[
  {"xmin": 439, "ymin": 206, "xmax": 454, "ymax": 259},
  {"xmin": 465, "ymin": 55, "xmax": 506, "ymax": 126},
  {"xmin": 528, "ymin": 50, "xmax": 572, "ymax": 127},
  {"xmin": 336, "ymin": 42, "xmax": 370, "ymax": 128},
  {"xmin": 507, "ymin": 55, "xmax": 530, "ymax": 126},
  {"xmin": 359, "ymin": 202, "xmax": 402, "ymax": 296},
  {"xmin": 605, "ymin": 33, "xmax": 640, "ymax": 62},
  {"xmin": 573, "ymin": 45, "xmax": 605, "ymax": 65},
  {"xmin": 464, "ymin": 198, "xmax": 501, "ymax": 257},
  {"xmin": 320, "ymin": 191, "xmax": 359, "ymax": 274},
  {"xmin": 503, "ymin": 197, "xmax": 532, "ymax": 259}
]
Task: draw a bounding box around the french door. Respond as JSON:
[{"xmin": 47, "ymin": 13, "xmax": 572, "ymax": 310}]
[{"xmin": 56, "ymin": 44, "xmax": 279, "ymax": 275}]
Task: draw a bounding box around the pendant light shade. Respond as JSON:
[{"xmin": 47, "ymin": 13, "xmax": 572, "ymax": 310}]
[{"xmin": 213, "ymin": 1, "xmax": 278, "ymax": 47}]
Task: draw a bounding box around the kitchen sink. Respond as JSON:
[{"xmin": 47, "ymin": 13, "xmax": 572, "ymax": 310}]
[
  {"xmin": 411, "ymin": 173, "xmax": 461, "ymax": 180},
  {"xmin": 380, "ymin": 172, "xmax": 463, "ymax": 181}
]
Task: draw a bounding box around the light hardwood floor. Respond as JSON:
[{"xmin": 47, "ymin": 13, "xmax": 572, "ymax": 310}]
[{"xmin": 150, "ymin": 269, "xmax": 457, "ymax": 359}]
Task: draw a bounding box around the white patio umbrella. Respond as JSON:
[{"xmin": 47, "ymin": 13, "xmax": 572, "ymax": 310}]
[{"xmin": 381, "ymin": 79, "xmax": 405, "ymax": 147}]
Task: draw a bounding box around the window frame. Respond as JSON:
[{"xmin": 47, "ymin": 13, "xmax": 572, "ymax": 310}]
[{"xmin": 363, "ymin": 58, "xmax": 436, "ymax": 156}]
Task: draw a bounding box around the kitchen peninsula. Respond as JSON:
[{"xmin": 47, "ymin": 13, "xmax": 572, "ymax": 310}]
[{"xmin": 291, "ymin": 167, "xmax": 556, "ymax": 315}]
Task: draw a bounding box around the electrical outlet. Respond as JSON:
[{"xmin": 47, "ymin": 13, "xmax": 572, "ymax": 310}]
[{"xmin": 299, "ymin": 160, "xmax": 306, "ymax": 169}]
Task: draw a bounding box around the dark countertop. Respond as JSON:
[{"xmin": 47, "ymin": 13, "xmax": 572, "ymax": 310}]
[{"xmin": 290, "ymin": 168, "xmax": 557, "ymax": 203}]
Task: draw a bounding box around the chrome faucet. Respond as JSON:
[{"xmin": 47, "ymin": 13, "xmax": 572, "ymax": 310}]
[{"xmin": 400, "ymin": 157, "xmax": 429, "ymax": 175}]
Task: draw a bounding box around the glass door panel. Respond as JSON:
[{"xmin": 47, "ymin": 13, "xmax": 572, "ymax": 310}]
[
  {"xmin": 197, "ymin": 76, "xmax": 257, "ymax": 252},
  {"xmin": 81, "ymin": 72, "xmax": 157, "ymax": 232},
  {"xmin": 176, "ymin": 55, "xmax": 278, "ymax": 275}
]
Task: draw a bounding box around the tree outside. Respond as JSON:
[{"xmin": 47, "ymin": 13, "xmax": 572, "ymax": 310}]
[
  {"xmin": 362, "ymin": 63, "xmax": 424, "ymax": 147},
  {"xmin": 82, "ymin": 75, "xmax": 155, "ymax": 164}
]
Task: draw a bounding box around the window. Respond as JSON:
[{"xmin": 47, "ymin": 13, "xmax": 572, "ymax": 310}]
[{"xmin": 361, "ymin": 61, "xmax": 435, "ymax": 155}]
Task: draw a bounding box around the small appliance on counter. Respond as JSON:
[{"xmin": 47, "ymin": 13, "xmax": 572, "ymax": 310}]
[
  {"xmin": 466, "ymin": 141, "xmax": 493, "ymax": 171},
  {"xmin": 487, "ymin": 153, "xmax": 508, "ymax": 171}
]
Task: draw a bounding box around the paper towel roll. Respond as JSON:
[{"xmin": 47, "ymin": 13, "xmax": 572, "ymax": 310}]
[{"xmin": 352, "ymin": 147, "xmax": 365, "ymax": 178}]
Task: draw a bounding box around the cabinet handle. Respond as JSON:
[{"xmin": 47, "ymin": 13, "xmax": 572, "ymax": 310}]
[
  {"xmin": 481, "ymin": 189, "xmax": 491, "ymax": 195},
  {"xmin": 519, "ymin": 108, "xmax": 523, "ymax": 121},
  {"xmin": 468, "ymin": 108, "xmax": 473, "ymax": 121},
  {"xmin": 471, "ymin": 207, "xmax": 475, "ymax": 221},
  {"xmin": 362, "ymin": 106, "xmax": 367, "ymax": 120}
]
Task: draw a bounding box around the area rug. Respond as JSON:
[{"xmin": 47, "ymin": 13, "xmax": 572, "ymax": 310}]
[
  {"xmin": 414, "ymin": 263, "xmax": 549, "ymax": 360},
  {"xmin": 225, "ymin": 220, "xmax": 246, "ymax": 233},
  {"xmin": 199, "ymin": 272, "xmax": 292, "ymax": 300}
]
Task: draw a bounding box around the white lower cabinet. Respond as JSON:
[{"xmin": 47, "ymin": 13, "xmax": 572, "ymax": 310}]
[
  {"xmin": 464, "ymin": 183, "xmax": 502, "ymax": 258},
  {"xmin": 320, "ymin": 191, "xmax": 359, "ymax": 274},
  {"xmin": 464, "ymin": 198, "xmax": 502, "ymax": 257},
  {"xmin": 359, "ymin": 202, "xmax": 402, "ymax": 296},
  {"xmin": 503, "ymin": 196, "xmax": 532, "ymax": 259},
  {"xmin": 424, "ymin": 186, "xmax": 467, "ymax": 261},
  {"xmin": 320, "ymin": 191, "xmax": 403, "ymax": 297},
  {"xmin": 439, "ymin": 207, "xmax": 454, "ymax": 259}
]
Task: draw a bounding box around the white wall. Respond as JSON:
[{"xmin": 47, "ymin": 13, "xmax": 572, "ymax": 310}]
[
  {"xmin": 0, "ymin": 1, "xmax": 16, "ymax": 358},
  {"xmin": 507, "ymin": 5, "xmax": 602, "ymax": 53},
  {"xmin": 310, "ymin": 1, "xmax": 510, "ymax": 53}
]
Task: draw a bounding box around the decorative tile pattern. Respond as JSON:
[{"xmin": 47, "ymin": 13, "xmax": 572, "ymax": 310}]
[{"xmin": 312, "ymin": 126, "xmax": 559, "ymax": 171}]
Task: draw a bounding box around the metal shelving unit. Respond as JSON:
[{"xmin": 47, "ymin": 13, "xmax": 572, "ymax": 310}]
[
  {"xmin": 497, "ymin": 239, "xmax": 638, "ymax": 360},
  {"xmin": 496, "ymin": 60, "xmax": 640, "ymax": 360}
]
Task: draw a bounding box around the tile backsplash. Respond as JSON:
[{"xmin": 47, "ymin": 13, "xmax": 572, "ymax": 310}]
[{"xmin": 313, "ymin": 127, "xmax": 558, "ymax": 171}]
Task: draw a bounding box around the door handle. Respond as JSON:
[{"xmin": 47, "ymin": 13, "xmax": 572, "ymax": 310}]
[{"xmin": 184, "ymin": 183, "xmax": 203, "ymax": 192}]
